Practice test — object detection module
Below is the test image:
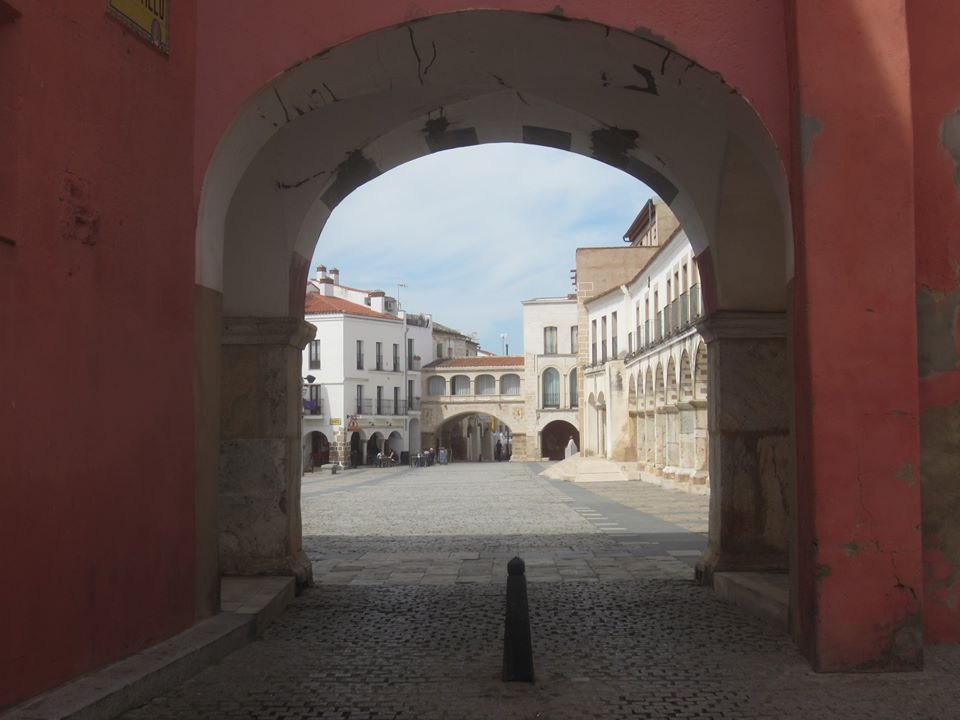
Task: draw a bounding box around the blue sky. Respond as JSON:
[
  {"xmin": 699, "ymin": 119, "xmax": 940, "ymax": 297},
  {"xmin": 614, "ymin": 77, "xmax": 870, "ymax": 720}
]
[{"xmin": 311, "ymin": 143, "xmax": 652, "ymax": 354}]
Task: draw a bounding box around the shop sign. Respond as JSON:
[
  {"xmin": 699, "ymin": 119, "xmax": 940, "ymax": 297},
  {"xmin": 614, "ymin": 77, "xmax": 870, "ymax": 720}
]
[
  {"xmin": 330, "ymin": 418, "xmax": 342, "ymax": 426},
  {"xmin": 107, "ymin": 0, "xmax": 170, "ymax": 53}
]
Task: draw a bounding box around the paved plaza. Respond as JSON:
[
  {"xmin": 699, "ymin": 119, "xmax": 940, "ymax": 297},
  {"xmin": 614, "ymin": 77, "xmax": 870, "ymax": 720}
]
[{"xmin": 123, "ymin": 463, "xmax": 960, "ymax": 719}]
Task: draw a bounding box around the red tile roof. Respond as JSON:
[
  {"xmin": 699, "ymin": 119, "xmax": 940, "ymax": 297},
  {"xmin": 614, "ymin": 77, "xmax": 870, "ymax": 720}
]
[
  {"xmin": 304, "ymin": 293, "xmax": 398, "ymax": 321},
  {"xmin": 424, "ymin": 356, "xmax": 524, "ymax": 369}
]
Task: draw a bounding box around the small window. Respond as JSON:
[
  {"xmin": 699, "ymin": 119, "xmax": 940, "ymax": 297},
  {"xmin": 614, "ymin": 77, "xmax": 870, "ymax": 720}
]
[
  {"xmin": 309, "ymin": 340, "xmax": 321, "ymax": 369},
  {"xmin": 500, "ymin": 374, "xmax": 521, "ymax": 396},
  {"xmin": 475, "ymin": 375, "xmax": 496, "ymax": 395},
  {"xmin": 437, "ymin": 343, "xmax": 443, "ymax": 358},
  {"xmin": 356, "ymin": 340, "xmax": 364, "ymax": 370},
  {"xmin": 427, "ymin": 376, "xmax": 446, "ymax": 396},
  {"xmin": 570, "ymin": 326, "xmax": 578, "ymax": 354},
  {"xmin": 452, "ymin": 375, "xmax": 471, "ymax": 395},
  {"xmin": 542, "ymin": 368, "xmax": 560, "ymax": 408},
  {"xmin": 544, "ymin": 326, "xmax": 558, "ymax": 354}
]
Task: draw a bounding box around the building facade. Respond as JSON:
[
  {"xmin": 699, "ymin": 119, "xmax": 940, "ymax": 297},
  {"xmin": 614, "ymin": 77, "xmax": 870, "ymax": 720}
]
[
  {"xmin": 521, "ymin": 296, "xmax": 581, "ymax": 460},
  {"xmin": 300, "ymin": 266, "xmax": 433, "ymax": 468},
  {"xmin": 420, "ymin": 356, "xmax": 526, "ymax": 461},
  {"xmin": 581, "ymin": 228, "xmax": 709, "ymax": 495}
]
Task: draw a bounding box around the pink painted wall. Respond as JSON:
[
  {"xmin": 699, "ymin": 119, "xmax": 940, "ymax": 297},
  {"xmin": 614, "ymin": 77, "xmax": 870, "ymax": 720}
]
[
  {"xmin": 789, "ymin": 0, "xmax": 923, "ymax": 670},
  {"xmin": 6, "ymin": 0, "xmax": 960, "ymax": 706},
  {"xmin": 192, "ymin": 0, "xmax": 792, "ymax": 200},
  {"xmin": 0, "ymin": 3, "xmax": 197, "ymax": 708}
]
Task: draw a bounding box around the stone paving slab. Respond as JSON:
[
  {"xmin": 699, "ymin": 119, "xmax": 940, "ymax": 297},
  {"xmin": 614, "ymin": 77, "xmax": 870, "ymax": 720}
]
[
  {"xmin": 122, "ymin": 580, "xmax": 960, "ymax": 720},
  {"xmin": 115, "ymin": 463, "xmax": 960, "ymax": 719}
]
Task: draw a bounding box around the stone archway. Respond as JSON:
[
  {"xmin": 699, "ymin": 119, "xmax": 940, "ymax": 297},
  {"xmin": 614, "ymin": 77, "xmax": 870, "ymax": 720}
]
[
  {"xmin": 541, "ymin": 420, "xmax": 580, "ymax": 462},
  {"xmin": 192, "ymin": 6, "xmax": 921, "ymax": 673}
]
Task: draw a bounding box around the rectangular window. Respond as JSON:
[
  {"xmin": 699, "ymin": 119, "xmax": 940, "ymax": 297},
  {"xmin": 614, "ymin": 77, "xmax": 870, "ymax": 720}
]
[
  {"xmin": 393, "ymin": 387, "xmax": 400, "ymax": 415},
  {"xmin": 375, "ymin": 341, "xmax": 383, "ymax": 370},
  {"xmin": 308, "ymin": 339, "xmax": 321, "ymax": 369},
  {"xmin": 356, "ymin": 340, "xmax": 364, "ymax": 370},
  {"xmin": 544, "ymin": 326, "xmax": 558, "ymax": 354},
  {"xmin": 307, "ymin": 385, "xmax": 322, "ymax": 416},
  {"xmin": 570, "ymin": 325, "xmax": 578, "ymax": 354},
  {"xmin": 591, "ymin": 319, "xmax": 597, "ymax": 364},
  {"xmin": 601, "ymin": 316, "xmax": 608, "ymax": 362},
  {"xmin": 393, "ymin": 343, "xmax": 400, "ymax": 371},
  {"xmin": 407, "ymin": 379, "xmax": 415, "ymax": 411},
  {"xmin": 356, "ymin": 384, "xmax": 363, "ymax": 414},
  {"xmin": 611, "ymin": 312, "xmax": 618, "ymax": 359},
  {"xmin": 437, "ymin": 343, "xmax": 443, "ymax": 359},
  {"xmin": 407, "ymin": 338, "xmax": 414, "ymax": 369},
  {"xmin": 376, "ymin": 385, "xmax": 383, "ymax": 415}
]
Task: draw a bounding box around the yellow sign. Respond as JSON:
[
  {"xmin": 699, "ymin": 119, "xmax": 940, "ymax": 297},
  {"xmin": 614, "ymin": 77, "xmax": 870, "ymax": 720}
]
[
  {"xmin": 330, "ymin": 418, "xmax": 342, "ymax": 426},
  {"xmin": 107, "ymin": 0, "xmax": 169, "ymax": 52}
]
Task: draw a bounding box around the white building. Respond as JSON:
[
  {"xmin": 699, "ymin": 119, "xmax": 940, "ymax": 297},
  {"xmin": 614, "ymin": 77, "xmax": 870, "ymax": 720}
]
[
  {"xmin": 581, "ymin": 221, "xmax": 709, "ymax": 494},
  {"xmin": 301, "ymin": 266, "xmax": 433, "ymax": 469},
  {"xmin": 521, "ymin": 296, "xmax": 580, "ymax": 459}
]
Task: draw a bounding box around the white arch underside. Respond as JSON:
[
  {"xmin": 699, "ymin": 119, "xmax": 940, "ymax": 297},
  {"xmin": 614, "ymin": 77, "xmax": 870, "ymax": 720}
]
[{"xmin": 199, "ymin": 11, "xmax": 791, "ymax": 317}]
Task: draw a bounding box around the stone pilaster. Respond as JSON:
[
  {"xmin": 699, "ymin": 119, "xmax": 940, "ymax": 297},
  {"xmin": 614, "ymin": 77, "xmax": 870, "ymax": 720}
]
[
  {"xmin": 220, "ymin": 316, "xmax": 316, "ymax": 585},
  {"xmin": 677, "ymin": 402, "xmax": 696, "ymax": 486},
  {"xmin": 692, "ymin": 399, "xmax": 709, "ymax": 486},
  {"xmin": 331, "ymin": 428, "xmax": 347, "ymax": 466},
  {"xmin": 695, "ymin": 312, "xmax": 791, "ymax": 584}
]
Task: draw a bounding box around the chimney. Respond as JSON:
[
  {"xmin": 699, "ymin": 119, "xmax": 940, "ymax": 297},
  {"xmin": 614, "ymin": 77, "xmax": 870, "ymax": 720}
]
[
  {"xmin": 315, "ymin": 264, "xmax": 327, "ymax": 281},
  {"xmin": 330, "ymin": 267, "xmax": 340, "ymax": 285}
]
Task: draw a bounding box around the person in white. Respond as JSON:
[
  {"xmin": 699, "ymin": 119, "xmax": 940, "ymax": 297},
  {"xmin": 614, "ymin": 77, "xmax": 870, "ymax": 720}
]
[{"xmin": 564, "ymin": 435, "xmax": 578, "ymax": 459}]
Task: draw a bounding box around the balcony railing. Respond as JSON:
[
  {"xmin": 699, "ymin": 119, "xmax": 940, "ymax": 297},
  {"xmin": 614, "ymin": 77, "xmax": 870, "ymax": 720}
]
[
  {"xmin": 408, "ymin": 398, "xmax": 421, "ymax": 411},
  {"xmin": 356, "ymin": 398, "xmax": 372, "ymax": 414},
  {"xmin": 543, "ymin": 391, "xmax": 560, "ymax": 408},
  {"xmin": 407, "ymin": 356, "xmax": 421, "ymax": 370},
  {"xmin": 656, "ymin": 311, "xmax": 663, "ymax": 341},
  {"xmin": 591, "ymin": 343, "xmax": 597, "ymax": 365},
  {"xmin": 375, "ymin": 355, "xmax": 384, "ymax": 371},
  {"xmin": 302, "ymin": 398, "xmax": 324, "ymax": 416},
  {"xmin": 690, "ymin": 284, "xmax": 702, "ymax": 320},
  {"xmin": 611, "ymin": 337, "xmax": 618, "ymax": 359},
  {"xmin": 356, "ymin": 353, "xmax": 364, "ymax": 370}
]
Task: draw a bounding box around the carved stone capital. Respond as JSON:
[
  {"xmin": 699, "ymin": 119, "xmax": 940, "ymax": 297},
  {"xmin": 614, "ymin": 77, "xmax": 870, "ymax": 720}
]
[
  {"xmin": 222, "ymin": 316, "xmax": 316, "ymax": 349},
  {"xmin": 696, "ymin": 311, "xmax": 786, "ymax": 343}
]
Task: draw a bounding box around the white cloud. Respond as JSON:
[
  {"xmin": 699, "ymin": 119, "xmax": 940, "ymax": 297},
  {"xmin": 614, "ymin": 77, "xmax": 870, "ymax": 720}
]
[{"xmin": 311, "ymin": 143, "xmax": 652, "ymax": 352}]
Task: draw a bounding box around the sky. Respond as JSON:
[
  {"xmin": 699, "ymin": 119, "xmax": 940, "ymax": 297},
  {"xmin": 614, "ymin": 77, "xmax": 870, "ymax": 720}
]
[{"xmin": 310, "ymin": 143, "xmax": 652, "ymax": 354}]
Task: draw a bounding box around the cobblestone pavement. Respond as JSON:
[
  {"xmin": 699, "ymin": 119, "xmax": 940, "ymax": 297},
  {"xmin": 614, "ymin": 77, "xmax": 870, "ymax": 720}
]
[{"xmin": 123, "ymin": 463, "xmax": 960, "ymax": 719}]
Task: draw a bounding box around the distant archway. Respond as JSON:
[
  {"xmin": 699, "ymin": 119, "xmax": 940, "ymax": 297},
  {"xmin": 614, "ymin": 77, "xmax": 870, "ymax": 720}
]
[{"xmin": 541, "ymin": 420, "xmax": 579, "ymax": 461}]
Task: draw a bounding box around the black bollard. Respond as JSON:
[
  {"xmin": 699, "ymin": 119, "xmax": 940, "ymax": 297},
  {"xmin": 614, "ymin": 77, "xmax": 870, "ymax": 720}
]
[{"xmin": 502, "ymin": 556, "xmax": 535, "ymax": 683}]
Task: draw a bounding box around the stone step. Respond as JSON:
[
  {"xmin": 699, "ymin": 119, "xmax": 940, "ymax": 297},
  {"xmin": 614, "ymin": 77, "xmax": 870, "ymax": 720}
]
[{"xmin": 2, "ymin": 577, "xmax": 295, "ymax": 720}]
